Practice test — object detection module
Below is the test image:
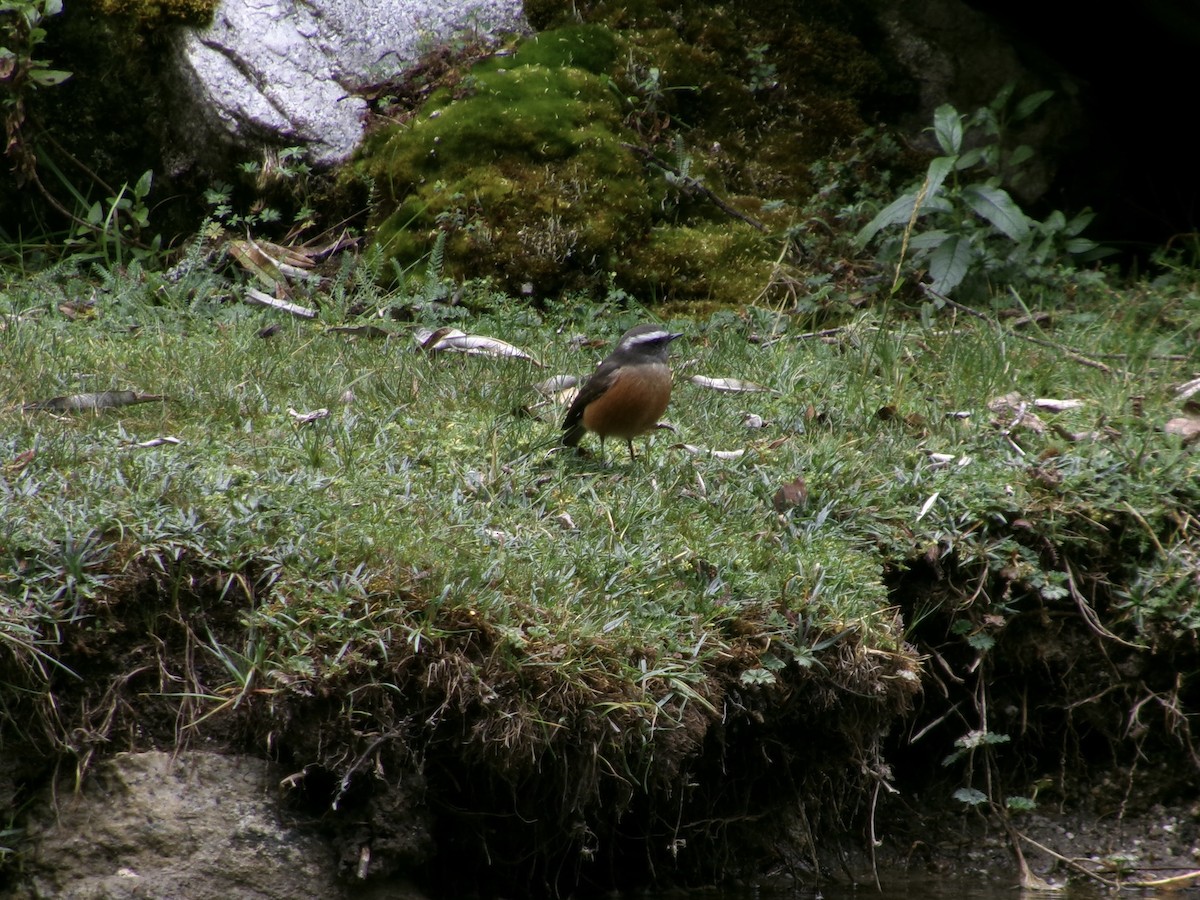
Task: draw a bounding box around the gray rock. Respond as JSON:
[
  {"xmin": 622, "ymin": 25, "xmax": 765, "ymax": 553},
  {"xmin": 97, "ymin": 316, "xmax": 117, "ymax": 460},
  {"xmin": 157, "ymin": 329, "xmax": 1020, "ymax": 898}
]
[
  {"xmin": 15, "ymin": 750, "xmax": 427, "ymax": 900},
  {"xmin": 171, "ymin": 0, "xmax": 527, "ymax": 168}
]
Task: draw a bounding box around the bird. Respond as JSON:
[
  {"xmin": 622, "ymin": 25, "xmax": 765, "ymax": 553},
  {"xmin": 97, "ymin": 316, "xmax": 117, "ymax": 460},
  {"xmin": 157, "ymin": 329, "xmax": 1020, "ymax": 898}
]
[{"xmin": 562, "ymin": 324, "xmax": 683, "ymax": 460}]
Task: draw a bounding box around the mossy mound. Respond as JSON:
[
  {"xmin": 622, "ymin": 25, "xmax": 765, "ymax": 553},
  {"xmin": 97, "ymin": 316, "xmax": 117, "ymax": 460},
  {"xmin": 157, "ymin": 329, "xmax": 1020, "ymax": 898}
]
[
  {"xmin": 355, "ymin": 32, "xmax": 657, "ymax": 296},
  {"xmin": 353, "ymin": 5, "xmax": 904, "ymax": 306}
]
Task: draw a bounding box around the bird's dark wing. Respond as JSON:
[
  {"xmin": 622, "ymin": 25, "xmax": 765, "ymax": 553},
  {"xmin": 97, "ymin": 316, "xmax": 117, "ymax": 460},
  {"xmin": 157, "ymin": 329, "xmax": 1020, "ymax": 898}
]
[{"xmin": 562, "ymin": 363, "xmax": 620, "ymax": 446}]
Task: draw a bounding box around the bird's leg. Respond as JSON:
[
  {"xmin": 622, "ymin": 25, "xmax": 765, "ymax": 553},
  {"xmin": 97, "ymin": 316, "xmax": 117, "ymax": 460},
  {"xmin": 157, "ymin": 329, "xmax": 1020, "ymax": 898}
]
[{"xmin": 626, "ymin": 439, "xmax": 636, "ymax": 461}]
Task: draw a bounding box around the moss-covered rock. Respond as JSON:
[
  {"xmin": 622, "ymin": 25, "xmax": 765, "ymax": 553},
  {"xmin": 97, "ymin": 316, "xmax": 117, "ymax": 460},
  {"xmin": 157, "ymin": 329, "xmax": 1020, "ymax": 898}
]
[
  {"xmin": 352, "ymin": 4, "xmax": 907, "ymax": 306},
  {"xmin": 354, "ymin": 26, "xmax": 659, "ymax": 295}
]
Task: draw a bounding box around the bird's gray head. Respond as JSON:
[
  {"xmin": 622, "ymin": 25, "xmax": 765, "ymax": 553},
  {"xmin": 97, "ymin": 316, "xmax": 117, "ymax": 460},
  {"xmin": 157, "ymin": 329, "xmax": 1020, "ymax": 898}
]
[{"xmin": 616, "ymin": 324, "xmax": 683, "ymax": 362}]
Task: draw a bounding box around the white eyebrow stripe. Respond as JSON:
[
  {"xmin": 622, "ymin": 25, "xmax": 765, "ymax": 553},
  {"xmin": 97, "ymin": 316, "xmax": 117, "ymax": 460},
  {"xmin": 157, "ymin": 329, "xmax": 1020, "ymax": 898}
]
[{"xmin": 622, "ymin": 330, "xmax": 673, "ymax": 348}]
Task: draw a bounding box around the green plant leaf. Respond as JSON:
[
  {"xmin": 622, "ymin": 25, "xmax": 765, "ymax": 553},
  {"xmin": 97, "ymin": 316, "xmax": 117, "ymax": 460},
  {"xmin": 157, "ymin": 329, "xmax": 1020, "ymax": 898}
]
[
  {"xmin": 855, "ymin": 156, "xmax": 954, "ymax": 247},
  {"xmin": 1008, "ymin": 145, "xmax": 1034, "ymax": 168},
  {"xmin": 953, "ymin": 787, "xmax": 987, "ymax": 806},
  {"xmin": 928, "ymin": 234, "xmax": 973, "ymax": 294},
  {"xmin": 923, "ymin": 154, "xmax": 955, "ymax": 200},
  {"xmin": 967, "ymin": 631, "xmax": 995, "ymax": 651},
  {"xmin": 1063, "ymin": 209, "xmax": 1095, "ymax": 237},
  {"xmin": 933, "ymin": 104, "xmax": 963, "ymax": 155},
  {"xmin": 854, "ymin": 191, "xmax": 920, "ymax": 246},
  {"xmin": 1014, "ymin": 90, "xmax": 1054, "ymax": 121},
  {"xmin": 955, "ymin": 147, "xmax": 986, "ymax": 170},
  {"xmin": 135, "ymin": 170, "xmax": 153, "ymax": 200},
  {"xmin": 29, "ymin": 68, "xmax": 72, "ymax": 86},
  {"xmin": 1006, "ymin": 796, "xmax": 1037, "ymax": 811},
  {"xmin": 907, "ymin": 229, "xmax": 951, "ymax": 250},
  {"xmin": 962, "ymin": 184, "xmax": 1029, "ymax": 241}
]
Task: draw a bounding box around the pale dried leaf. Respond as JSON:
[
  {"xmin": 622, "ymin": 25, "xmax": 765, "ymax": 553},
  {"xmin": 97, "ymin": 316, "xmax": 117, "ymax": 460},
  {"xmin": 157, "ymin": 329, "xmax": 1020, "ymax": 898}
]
[
  {"xmin": 532, "ymin": 374, "xmax": 579, "ymax": 395},
  {"xmin": 415, "ymin": 327, "xmax": 542, "ymax": 365},
  {"xmin": 1175, "ymin": 376, "xmax": 1200, "ymax": 402},
  {"xmin": 1033, "ymin": 398, "xmax": 1085, "ymax": 412},
  {"xmin": 228, "ymin": 238, "xmax": 281, "ymax": 287},
  {"xmin": 988, "ymin": 392, "xmax": 1046, "ymax": 434},
  {"xmin": 689, "ymin": 374, "xmax": 773, "ymax": 393},
  {"xmin": 287, "ymin": 407, "xmax": 330, "ymax": 424},
  {"xmin": 244, "ymin": 287, "xmax": 317, "ymax": 319},
  {"xmin": 916, "ymin": 491, "xmax": 941, "ymax": 522},
  {"xmin": 674, "ymin": 443, "xmax": 746, "ymax": 460},
  {"xmin": 25, "ymin": 390, "xmax": 166, "ymax": 412},
  {"xmin": 130, "ymin": 436, "xmax": 181, "ymax": 449}
]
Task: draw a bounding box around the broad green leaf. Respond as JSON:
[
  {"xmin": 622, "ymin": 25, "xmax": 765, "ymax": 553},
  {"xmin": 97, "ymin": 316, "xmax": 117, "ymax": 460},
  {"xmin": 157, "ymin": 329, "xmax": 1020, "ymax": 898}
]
[
  {"xmin": 855, "ymin": 157, "xmax": 955, "ymax": 247},
  {"xmin": 967, "ymin": 632, "xmax": 996, "ymax": 651},
  {"xmin": 1008, "ymin": 145, "xmax": 1034, "ymax": 168},
  {"xmin": 928, "ymin": 234, "xmax": 974, "ymax": 294},
  {"xmin": 907, "ymin": 230, "xmax": 951, "ymax": 250},
  {"xmin": 989, "ymin": 82, "xmax": 1015, "ymax": 113},
  {"xmin": 953, "ymin": 787, "xmax": 988, "ymax": 806},
  {"xmin": 1065, "ymin": 238, "xmax": 1099, "ymax": 255},
  {"xmin": 933, "ymin": 104, "xmax": 963, "ymax": 154},
  {"xmin": 962, "ymin": 184, "xmax": 1029, "ymax": 241},
  {"xmin": 135, "ymin": 170, "xmax": 154, "ymax": 200},
  {"xmin": 854, "ymin": 191, "xmax": 920, "ymax": 246},
  {"xmin": 1014, "ymin": 90, "xmax": 1054, "ymax": 121},
  {"xmin": 955, "ymin": 147, "xmax": 986, "ymax": 170},
  {"xmin": 1063, "ymin": 209, "xmax": 1095, "ymax": 236},
  {"xmin": 1042, "ymin": 210, "xmax": 1066, "ymax": 232},
  {"xmin": 29, "ymin": 68, "xmax": 72, "ymax": 86},
  {"xmin": 923, "ymin": 154, "xmax": 955, "ymax": 200}
]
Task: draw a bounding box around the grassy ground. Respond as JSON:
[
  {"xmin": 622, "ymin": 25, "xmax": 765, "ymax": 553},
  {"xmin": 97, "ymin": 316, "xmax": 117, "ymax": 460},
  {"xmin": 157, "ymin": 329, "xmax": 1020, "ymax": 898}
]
[{"xmin": 2, "ymin": 259, "xmax": 1199, "ymax": 891}]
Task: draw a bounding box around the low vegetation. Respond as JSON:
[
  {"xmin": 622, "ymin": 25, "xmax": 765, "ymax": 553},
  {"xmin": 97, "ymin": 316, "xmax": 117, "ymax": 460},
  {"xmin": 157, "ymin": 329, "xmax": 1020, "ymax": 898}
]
[
  {"xmin": 3, "ymin": 2, "xmax": 1200, "ymax": 895},
  {"xmin": 2, "ymin": 246, "xmax": 1198, "ymax": 891}
]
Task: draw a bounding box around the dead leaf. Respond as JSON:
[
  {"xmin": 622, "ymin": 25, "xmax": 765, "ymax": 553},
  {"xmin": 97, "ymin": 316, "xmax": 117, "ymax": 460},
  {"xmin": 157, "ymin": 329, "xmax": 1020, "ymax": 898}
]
[
  {"xmin": 689, "ymin": 374, "xmax": 773, "ymax": 393},
  {"xmin": 1033, "ymin": 398, "xmax": 1085, "ymax": 412},
  {"xmin": 674, "ymin": 443, "xmax": 746, "ymax": 460},
  {"xmin": 415, "ymin": 327, "xmax": 542, "ymax": 365},
  {"xmin": 24, "ymin": 391, "xmax": 166, "ymax": 412},
  {"xmin": 1175, "ymin": 376, "xmax": 1200, "ymax": 402},
  {"xmin": 288, "ymin": 407, "xmax": 330, "ymax": 425},
  {"xmin": 773, "ymin": 476, "xmax": 808, "ymax": 512},
  {"xmin": 4, "ymin": 449, "xmax": 36, "ymax": 473},
  {"xmin": 532, "ymin": 374, "xmax": 579, "ymax": 395},
  {"xmin": 988, "ymin": 392, "xmax": 1046, "ymax": 434},
  {"xmin": 243, "ymin": 287, "xmax": 317, "ymax": 319}
]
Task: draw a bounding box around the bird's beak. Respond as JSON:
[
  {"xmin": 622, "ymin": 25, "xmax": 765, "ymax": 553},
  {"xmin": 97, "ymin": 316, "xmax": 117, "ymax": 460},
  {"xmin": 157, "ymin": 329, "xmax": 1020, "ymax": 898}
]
[{"xmin": 667, "ymin": 332, "xmax": 684, "ymax": 343}]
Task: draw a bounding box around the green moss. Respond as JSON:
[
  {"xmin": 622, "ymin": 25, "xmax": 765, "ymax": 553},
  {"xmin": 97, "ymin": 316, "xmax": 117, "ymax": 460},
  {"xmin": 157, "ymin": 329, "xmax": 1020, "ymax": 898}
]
[
  {"xmin": 620, "ymin": 222, "xmax": 775, "ymax": 304},
  {"xmin": 355, "ymin": 28, "xmax": 659, "ymax": 294},
  {"xmin": 510, "ymin": 22, "xmax": 620, "ymax": 74},
  {"xmin": 352, "ymin": 4, "xmax": 901, "ymax": 307},
  {"xmin": 92, "ymin": 0, "xmax": 217, "ymax": 26}
]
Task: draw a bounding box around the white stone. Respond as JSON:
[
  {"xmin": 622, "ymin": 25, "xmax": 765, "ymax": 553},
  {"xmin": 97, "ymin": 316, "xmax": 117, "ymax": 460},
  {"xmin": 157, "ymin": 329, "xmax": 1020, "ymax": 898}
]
[{"xmin": 173, "ymin": 0, "xmax": 527, "ymax": 166}]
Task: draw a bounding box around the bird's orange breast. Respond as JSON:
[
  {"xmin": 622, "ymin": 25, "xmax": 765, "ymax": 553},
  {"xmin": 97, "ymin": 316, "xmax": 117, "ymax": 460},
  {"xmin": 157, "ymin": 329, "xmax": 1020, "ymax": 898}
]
[{"xmin": 581, "ymin": 364, "xmax": 672, "ymax": 439}]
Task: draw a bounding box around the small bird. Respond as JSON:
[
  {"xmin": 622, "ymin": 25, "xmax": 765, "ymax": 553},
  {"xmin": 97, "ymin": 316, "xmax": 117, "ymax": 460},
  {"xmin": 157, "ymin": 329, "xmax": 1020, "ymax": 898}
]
[{"xmin": 562, "ymin": 324, "xmax": 683, "ymax": 460}]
